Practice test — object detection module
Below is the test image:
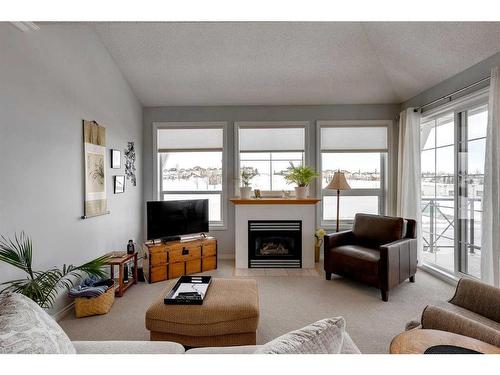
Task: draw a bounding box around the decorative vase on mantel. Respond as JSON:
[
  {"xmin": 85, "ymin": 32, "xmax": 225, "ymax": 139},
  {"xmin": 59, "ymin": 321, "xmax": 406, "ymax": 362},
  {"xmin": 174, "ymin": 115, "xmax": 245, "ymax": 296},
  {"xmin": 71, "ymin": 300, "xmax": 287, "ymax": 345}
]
[
  {"xmin": 240, "ymin": 186, "xmax": 252, "ymax": 200},
  {"xmin": 294, "ymin": 186, "xmax": 308, "ymax": 199}
]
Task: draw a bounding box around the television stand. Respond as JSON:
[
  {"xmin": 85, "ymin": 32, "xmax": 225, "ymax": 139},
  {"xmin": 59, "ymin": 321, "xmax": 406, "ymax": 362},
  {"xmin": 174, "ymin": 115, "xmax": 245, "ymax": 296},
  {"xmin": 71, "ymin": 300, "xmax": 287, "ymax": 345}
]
[
  {"xmin": 180, "ymin": 233, "xmax": 207, "ymax": 242},
  {"xmin": 142, "ymin": 236, "xmax": 217, "ymax": 283}
]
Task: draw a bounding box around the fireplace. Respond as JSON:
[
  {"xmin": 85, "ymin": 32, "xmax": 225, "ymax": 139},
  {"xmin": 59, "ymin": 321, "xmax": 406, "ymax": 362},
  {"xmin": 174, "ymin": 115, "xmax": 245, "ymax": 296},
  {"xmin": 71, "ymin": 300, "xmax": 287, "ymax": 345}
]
[{"xmin": 248, "ymin": 220, "xmax": 302, "ymax": 268}]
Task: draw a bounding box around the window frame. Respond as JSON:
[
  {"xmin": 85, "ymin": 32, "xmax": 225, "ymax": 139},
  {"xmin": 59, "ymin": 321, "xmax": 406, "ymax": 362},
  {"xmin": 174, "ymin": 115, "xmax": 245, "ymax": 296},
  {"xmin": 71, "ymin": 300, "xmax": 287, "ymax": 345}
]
[
  {"xmin": 153, "ymin": 122, "xmax": 228, "ymax": 229},
  {"xmin": 419, "ymin": 87, "xmax": 489, "ymax": 279},
  {"xmin": 316, "ymin": 120, "xmax": 393, "ymax": 230},
  {"xmin": 234, "ymin": 121, "xmax": 310, "ymax": 196}
]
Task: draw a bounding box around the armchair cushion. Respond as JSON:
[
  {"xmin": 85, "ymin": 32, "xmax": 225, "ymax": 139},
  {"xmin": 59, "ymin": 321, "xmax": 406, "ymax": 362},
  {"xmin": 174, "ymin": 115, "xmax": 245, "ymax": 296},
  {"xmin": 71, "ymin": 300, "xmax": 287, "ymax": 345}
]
[
  {"xmin": 331, "ymin": 245, "xmax": 380, "ymax": 262},
  {"xmin": 352, "ymin": 213, "xmax": 404, "ymax": 247}
]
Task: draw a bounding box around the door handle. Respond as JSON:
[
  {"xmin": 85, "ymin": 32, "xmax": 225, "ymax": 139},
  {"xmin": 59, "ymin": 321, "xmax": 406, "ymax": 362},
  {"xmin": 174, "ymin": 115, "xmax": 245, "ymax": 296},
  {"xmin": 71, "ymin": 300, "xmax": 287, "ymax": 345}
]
[{"xmin": 182, "ymin": 247, "xmax": 189, "ymax": 256}]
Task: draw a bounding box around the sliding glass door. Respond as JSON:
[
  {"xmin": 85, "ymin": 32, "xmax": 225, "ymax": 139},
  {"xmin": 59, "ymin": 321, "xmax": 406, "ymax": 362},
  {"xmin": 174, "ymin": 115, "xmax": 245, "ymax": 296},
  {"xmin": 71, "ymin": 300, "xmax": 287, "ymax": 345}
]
[
  {"xmin": 458, "ymin": 105, "xmax": 487, "ymax": 278},
  {"xmin": 420, "ymin": 102, "xmax": 487, "ymax": 278}
]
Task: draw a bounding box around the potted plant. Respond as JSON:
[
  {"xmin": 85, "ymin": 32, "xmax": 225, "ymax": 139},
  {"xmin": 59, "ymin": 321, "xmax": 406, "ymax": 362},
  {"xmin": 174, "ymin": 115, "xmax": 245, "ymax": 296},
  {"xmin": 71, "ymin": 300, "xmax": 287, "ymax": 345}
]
[
  {"xmin": 283, "ymin": 163, "xmax": 319, "ymax": 199},
  {"xmin": 240, "ymin": 168, "xmax": 258, "ymax": 199},
  {"xmin": 0, "ymin": 232, "xmax": 109, "ymax": 309}
]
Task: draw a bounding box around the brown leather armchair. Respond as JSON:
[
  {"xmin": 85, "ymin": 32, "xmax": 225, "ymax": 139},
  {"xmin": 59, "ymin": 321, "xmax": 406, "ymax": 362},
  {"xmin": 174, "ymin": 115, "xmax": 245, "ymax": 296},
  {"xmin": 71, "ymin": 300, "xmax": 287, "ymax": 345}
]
[{"xmin": 324, "ymin": 213, "xmax": 417, "ymax": 301}]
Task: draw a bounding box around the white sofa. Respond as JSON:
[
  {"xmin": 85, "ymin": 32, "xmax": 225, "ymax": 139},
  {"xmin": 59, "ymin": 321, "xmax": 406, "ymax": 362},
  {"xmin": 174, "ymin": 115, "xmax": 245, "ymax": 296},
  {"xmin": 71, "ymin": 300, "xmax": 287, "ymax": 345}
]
[
  {"xmin": 72, "ymin": 334, "xmax": 360, "ymax": 354},
  {"xmin": 0, "ymin": 292, "xmax": 360, "ymax": 354}
]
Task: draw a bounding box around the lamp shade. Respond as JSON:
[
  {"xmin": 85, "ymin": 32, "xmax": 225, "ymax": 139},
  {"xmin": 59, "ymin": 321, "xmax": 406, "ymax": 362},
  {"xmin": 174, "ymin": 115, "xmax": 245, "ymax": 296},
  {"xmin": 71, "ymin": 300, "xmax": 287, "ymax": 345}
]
[{"xmin": 325, "ymin": 171, "xmax": 351, "ymax": 190}]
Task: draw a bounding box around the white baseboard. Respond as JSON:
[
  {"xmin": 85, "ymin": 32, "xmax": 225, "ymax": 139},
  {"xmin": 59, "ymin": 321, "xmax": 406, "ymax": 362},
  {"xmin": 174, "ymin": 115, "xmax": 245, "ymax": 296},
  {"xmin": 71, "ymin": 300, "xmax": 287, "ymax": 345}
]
[
  {"xmin": 51, "ymin": 301, "xmax": 74, "ymax": 322},
  {"xmin": 418, "ymin": 264, "xmax": 458, "ymax": 286}
]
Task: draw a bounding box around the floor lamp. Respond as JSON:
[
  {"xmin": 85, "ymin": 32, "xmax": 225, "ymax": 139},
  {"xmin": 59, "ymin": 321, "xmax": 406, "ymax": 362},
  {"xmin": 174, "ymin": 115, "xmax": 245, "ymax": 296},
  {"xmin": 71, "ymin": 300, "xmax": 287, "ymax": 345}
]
[{"xmin": 325, "ymin": 171, "xmax": 351, "ymax": 232}]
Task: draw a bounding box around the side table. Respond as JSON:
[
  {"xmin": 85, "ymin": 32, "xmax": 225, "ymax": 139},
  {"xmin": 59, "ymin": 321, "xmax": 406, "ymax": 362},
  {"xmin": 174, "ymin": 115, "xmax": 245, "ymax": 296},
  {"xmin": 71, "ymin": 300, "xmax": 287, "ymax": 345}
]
[
  {"xmin": 105, "ymin": 252, "xmax": 138, "ymax": 297},
  {"xmin": 390, "ymin": 329, "xmax": 500, "ymax": 354}
]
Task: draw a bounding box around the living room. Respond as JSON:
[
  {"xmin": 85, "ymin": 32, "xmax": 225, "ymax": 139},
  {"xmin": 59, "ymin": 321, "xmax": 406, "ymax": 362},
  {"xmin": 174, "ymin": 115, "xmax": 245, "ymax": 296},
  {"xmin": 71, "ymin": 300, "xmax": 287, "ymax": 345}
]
[{"xmin": 1, "ymin": 1, "xmax": 499, "ymax": 372}]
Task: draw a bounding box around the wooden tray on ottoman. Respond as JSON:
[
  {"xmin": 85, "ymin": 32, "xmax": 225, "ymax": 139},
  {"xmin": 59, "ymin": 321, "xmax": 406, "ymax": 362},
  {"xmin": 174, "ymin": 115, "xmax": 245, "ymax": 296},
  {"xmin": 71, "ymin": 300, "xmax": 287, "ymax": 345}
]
[{"xmin": 164, "ymin": 276, "xmax": 212, "ymax": 305}]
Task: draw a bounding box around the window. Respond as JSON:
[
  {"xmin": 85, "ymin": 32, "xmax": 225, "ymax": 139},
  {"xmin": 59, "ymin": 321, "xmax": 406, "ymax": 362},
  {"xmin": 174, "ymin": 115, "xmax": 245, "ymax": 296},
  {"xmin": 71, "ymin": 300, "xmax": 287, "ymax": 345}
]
[
  {"xmin": 319, "ymin": 124, "xmax": 389, "ymax": 226},
  {"xmin": 156, "ymin": 125, "xmax": 225, "ymax": 225},
  {"xmin": 237, "ymin": 124, "xmax": 306, "ymax": 192},
  {"xmin": 421, "ymin": 100, "xmax": 487, "ymax": 279}
]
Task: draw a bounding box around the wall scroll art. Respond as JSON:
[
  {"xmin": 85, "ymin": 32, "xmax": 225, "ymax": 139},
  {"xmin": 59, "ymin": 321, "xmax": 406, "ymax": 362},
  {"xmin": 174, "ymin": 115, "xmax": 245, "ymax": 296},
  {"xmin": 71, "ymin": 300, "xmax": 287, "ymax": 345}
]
[{"xmin": 83, "ymin": 120, "xmax": 108, "ymax": 218}]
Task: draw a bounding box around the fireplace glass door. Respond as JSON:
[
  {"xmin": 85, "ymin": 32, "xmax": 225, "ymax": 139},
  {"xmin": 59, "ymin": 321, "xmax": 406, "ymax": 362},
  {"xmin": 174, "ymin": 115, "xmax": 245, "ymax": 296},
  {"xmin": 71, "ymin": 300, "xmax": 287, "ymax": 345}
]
[{"xmin": 248, "ymin": 220, "xmax": 302, "ymax": 268}]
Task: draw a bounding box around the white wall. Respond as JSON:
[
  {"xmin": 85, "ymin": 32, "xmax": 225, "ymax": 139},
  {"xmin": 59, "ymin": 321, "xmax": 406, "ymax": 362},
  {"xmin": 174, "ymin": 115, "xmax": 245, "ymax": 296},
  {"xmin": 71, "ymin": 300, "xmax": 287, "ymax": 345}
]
[{"xmin": 0, "ymin": 23, "xmax": 143, "ymax": 315}]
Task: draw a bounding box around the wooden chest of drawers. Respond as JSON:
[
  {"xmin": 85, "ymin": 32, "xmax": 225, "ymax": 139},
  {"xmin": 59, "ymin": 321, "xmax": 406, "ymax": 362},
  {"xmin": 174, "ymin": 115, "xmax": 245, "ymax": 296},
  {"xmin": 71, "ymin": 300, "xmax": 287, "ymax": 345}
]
[{"xmin": 143, "ymin": 237, "xmax": 217, "ymax": 283}]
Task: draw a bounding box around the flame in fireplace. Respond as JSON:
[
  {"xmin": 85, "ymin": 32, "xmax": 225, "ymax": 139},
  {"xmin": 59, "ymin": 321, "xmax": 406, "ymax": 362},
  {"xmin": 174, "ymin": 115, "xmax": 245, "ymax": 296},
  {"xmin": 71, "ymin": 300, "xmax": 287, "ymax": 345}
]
[{"xmin": 260, "ymin": 241, "xmax": 290, "ymax": 255}]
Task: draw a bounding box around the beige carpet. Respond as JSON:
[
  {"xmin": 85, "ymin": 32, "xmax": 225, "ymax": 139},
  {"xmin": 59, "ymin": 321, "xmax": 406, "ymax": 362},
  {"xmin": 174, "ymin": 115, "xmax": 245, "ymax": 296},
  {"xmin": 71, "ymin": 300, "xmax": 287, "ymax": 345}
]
[{"xmin": 59, "ymin": 260, "xmax": 454, "ymax": 353}]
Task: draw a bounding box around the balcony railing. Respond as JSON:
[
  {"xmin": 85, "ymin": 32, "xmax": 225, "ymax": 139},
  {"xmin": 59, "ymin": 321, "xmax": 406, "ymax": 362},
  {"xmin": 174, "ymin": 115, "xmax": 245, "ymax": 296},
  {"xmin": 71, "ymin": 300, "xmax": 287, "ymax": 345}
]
[{"xmin": 421, "ymin": 197, "xmax": 482, "ymax": 254}]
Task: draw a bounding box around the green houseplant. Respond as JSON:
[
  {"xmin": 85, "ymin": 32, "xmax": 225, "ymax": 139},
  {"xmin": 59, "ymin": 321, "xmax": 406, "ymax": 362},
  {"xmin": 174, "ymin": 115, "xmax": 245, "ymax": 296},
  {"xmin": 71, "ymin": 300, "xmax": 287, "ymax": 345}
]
[
  {"xmin": 240, "ymin": 168, "xmax": 258, "ymax": 199},
  {"xmin": 283, "ymin": 163, "xmax": 319, "ymax": 199},
  {"xmin": 0, "ymin": 232, "xmax": 109, "ymax": 309}
]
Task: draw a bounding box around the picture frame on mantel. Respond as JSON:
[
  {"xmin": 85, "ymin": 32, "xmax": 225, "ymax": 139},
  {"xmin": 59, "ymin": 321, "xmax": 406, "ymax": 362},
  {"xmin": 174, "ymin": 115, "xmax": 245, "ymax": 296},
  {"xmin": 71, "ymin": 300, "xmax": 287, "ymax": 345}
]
[
  {"xmin": 111, "ymin": 149, "xmax": 121, "ymax": 169},
  {"xmin": 114, "ymin": 175, "xmax": 125, "ymax": 194}
]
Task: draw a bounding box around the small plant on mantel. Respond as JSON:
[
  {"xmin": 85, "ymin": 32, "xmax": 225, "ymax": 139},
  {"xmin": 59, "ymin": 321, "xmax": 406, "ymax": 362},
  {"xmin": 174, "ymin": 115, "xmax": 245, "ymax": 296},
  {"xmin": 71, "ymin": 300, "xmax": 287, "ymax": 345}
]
[
  {"xmin": 0, "ymin": 232, "xmax": 110, "ymax": 309},
  {"xmin": 283, "ymin": 163, "xmax": 319, "ymax": 199},
  {"xmin": 240, "ymin": 168, "xmax": 258, "ymax": 187},
  {"xmin": 239, "ymin": 168, "xmax": 258, "ymax": 199}
]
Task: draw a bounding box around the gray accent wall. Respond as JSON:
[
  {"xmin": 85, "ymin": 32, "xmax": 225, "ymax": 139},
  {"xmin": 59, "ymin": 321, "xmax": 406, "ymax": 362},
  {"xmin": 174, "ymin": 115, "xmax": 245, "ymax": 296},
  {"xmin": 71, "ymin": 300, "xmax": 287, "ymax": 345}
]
[
  {"xmin": 143, "ymin": 105, "xmax": 400, "ymax": 257},
  {"xmin": 0, "ymin": 23, "xmax": 143, "ymax": 315}
]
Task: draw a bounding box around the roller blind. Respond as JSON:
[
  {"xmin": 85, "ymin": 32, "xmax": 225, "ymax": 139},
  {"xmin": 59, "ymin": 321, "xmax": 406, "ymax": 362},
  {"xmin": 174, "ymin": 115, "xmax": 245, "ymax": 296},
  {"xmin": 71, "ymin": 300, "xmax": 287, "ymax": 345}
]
[
  {"xmin": 320, "ymin": 127, "xmax": 387, "ymax": 151},
  {"xmin": 158, "ymin": 128, "xmax": 223, "ymax": 151},
  {"xmin": 239, "ymin": 127, "xmax": 305, "ymax": 152}
]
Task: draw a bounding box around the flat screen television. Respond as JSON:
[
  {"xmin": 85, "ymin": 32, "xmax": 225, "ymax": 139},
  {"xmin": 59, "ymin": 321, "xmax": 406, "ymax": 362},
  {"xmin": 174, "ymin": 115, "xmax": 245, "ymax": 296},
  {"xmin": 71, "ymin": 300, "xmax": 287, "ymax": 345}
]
[{"xmin": 147, "ymin": 199, "xmax": 209, "ymax": 241}]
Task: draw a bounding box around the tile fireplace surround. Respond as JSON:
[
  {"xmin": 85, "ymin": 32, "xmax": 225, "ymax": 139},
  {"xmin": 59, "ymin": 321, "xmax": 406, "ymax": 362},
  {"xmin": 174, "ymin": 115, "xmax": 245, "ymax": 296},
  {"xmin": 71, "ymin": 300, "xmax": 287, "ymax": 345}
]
[{"xmin": 230, "ymin": 198, "xmax": 320, "ymax": 269}]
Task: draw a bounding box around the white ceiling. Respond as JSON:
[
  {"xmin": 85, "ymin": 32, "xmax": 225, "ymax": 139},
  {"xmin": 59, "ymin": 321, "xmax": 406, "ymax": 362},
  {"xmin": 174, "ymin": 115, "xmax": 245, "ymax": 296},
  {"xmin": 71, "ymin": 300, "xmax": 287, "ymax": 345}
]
[{"xmin": 91, "ymin": 22, "xmax": 500, "ymax": 106}]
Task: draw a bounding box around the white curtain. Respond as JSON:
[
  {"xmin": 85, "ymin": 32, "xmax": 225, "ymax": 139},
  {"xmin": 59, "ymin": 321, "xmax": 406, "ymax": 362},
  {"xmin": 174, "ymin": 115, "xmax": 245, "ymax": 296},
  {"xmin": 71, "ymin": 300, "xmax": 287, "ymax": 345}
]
[
  {"xmin": 481, "ymin": 67, "xmax": 500, "ymax": 287},
  {"xmin": 396, "ymin": 108, "xmax": 423, "ymax": 263}
]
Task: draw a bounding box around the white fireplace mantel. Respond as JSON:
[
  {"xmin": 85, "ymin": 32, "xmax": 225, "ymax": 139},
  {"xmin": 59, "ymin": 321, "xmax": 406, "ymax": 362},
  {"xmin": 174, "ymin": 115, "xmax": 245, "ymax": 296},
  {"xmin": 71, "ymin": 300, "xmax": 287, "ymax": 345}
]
[{"xmin": 231, "ymin": 198, "xmax": 320, "ymax": 269}]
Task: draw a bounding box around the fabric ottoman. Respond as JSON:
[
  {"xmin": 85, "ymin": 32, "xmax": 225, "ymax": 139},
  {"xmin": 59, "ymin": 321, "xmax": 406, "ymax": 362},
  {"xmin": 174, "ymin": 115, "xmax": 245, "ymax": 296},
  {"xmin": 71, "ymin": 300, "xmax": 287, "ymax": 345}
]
[{"xmin": 145, "ymin": 278, "xmax": 259, "ymax": 347}]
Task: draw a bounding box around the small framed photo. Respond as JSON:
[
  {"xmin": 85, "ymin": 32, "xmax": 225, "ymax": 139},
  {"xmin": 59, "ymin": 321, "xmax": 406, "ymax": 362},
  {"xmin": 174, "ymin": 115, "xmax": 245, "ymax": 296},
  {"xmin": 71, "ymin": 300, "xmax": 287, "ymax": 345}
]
[
  {"xmin": 111, "ymin": 149, "xmax": 121, "ymax": 169},
  {"xmin": 114, "ymin": 175, "xmax": 125, "ymax": 194}
]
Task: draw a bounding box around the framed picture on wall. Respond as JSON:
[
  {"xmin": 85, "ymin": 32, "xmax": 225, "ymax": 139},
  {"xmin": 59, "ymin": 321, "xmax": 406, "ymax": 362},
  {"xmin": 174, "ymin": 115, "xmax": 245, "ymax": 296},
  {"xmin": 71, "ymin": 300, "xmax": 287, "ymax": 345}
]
[
  {"xmin": 114, "ymin": 175, "xmax": 125, "ymax": 194},
  {"xmin": 111, "ymin": 149, "xmax": 121, "ymax": 169}
]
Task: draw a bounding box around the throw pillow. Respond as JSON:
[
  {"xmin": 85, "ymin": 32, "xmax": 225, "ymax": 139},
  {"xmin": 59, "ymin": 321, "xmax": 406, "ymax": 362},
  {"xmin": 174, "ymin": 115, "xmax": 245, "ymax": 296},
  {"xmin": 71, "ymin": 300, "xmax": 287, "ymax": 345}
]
[
  {"xmin": 0, "ymin": 293, "xmax": 76, "ymax": 354},
  {"xmin": 255, "ymin": 317, "xmax": 346, "ymax": 354}
]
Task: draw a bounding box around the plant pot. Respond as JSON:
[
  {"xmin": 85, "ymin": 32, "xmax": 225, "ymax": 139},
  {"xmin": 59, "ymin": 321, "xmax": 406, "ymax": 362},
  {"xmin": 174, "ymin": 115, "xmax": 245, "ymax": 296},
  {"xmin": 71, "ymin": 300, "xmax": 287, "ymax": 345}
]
[
  {"xmin": 315, "ymin": 244, "xmax": 321, "ymax": 263},
  {"xmin": 240, "ymin": 186, "xmax": 252, "ymax": 199},
  {"xmin": 294, "ymin": 186, "xmax": 308, "ymax": 199}
]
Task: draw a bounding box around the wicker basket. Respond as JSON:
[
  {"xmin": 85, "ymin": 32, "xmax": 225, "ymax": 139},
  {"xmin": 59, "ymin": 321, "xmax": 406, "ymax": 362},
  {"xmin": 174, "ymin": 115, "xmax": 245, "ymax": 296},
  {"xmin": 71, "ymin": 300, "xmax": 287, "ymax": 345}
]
[{"xmin": 74, "ymin": 284, "xmax": 115, "ymax": 318}]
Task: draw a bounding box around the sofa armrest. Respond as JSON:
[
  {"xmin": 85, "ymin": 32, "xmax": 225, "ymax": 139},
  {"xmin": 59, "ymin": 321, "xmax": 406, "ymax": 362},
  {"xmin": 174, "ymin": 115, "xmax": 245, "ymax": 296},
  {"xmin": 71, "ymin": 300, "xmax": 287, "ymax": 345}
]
[
  {"xmin": 449, "ymin": 278, "xmax": 500, "ymax": 323},
  {"xmin": 324, "ymin": 230, "xmax": 355, "ymax": 264},
  {"xmin": 72, "ymin": 340, "xmax": 186, "ymax": 354},
  {"xmin": 324, "ymin": 230, "xmax": 354, "ymax": 250},
  {"xmin": 379, "ymin": 238, "xmax": 417, "ymax": 290},
  {"xmin": 379, "ymin": 237, "xmax": 416, "ymax": 251},
  {"xmin": 421, "ymin": 305, "xmax": 500, "ymax": 347}
]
